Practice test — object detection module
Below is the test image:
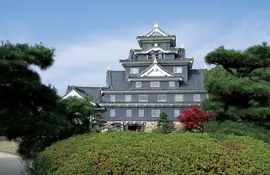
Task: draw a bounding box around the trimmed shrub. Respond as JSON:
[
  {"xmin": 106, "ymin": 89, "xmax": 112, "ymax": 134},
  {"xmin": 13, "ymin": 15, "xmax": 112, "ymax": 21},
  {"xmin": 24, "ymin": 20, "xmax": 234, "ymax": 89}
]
[
  {"xmin": 204, "ymin": 120, "xmax": 270, "ymax": 143},
  {"xmin": 33, "ymin": 132, "xmax": 270, "ymax": 175}
]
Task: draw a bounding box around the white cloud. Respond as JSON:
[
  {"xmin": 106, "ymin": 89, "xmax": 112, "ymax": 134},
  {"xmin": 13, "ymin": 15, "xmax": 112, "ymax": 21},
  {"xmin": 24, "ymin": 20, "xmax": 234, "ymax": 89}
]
[{"xmin": 2, "ymin": 17, "xmax": 270, "ymax": 95}]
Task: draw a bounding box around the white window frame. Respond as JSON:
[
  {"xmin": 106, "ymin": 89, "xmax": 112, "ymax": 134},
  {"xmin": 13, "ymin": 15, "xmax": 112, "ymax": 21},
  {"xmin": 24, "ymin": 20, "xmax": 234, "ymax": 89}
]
[
  {"xmin": 157, "ymin": 94, "xmax": 167, "ymax": 102},
  {"xmin": 169, "ymin": 81, "xmax": 175, "ymax": 87},
  {"xmin": 173, "ymin": 67, "xmax": 183, "ymax": 73},
  {"xmin": 174, "ymin": 94, "xmax": 183, "ymax": 102},
  {"xmin": 174, "ymin": 109, "xmax": 180, "ymax": 117},
  {"xmin": 138, "ymin": 95, "xmax": 148, "ymax": 102},
  {"xmin": 151, "ymin": 109, "xmax": 160, "ymax": 117},
  {"xmin": 110, "ymin": 109, "xmax": 115, "ymax": 117},
  {"xmin": 138, "ymin": 109, "xmax": 144, "ymax": 117},
  {"xmin": 126, "ymin": 109, "xmax": 132, "ymax": 117},
  {"xmin": 194, "ymin": 94, "xmax": 201, "ymax": 101},
  {"xmin": 130, "ymin": 68, "xmax": 139, "ymax": 74},
  {"xmin": 125, "ymin": 95, "xmax": 131, "ymax": 102},
  {"xmin": 135, "ymin": 82, "xmax": 142, "ymax": 88},
  {"xmin": 110, "ymin": 95, "xmax": 115, "ymax": 102},
  {"xmin": 150, "ymin": 81, "xmax": 160, "ymax": 87}
]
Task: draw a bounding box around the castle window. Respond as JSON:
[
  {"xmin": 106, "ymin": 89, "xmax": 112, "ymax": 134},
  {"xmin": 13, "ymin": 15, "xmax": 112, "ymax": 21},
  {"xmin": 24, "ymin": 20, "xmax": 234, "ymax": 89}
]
[
  {"xmin": 151, "ymin": 109, "xmax": 160, "ymax": 117},
  {"xmin": 136, "ymin": 82, "xmax": 141, "ymax": 88},
  {"xmin": 173, "ymin": 67, "xmax": 183, "ymax": 73},
  {"xmin": 126, "ymin": 109, "xmax": 132, "ymax": 117},
  {"xmin": 157, "ymin": 94, "xmax": 167, "ymax": 102},
  {"xmin": 130, "ymin": 68, "xmax": 139, "ymax": 74},
  {"xmin": 169, "ymin": 81, "xmax": 175, "ymax": 87},
  {"xmin": 138, "ymin": 95, "xmax": 148, "ymax": 102},
  {"xmin": 110, "ymin": 109, "xmax": 115, "ymax": 117},
  {"xmin": 194, "ymin": 94, "xmax": 201, "ymax": 101},
  {"xmin": 174, "ymin": 109, "xmax": 180, "ymax": 117},
  {"xmin": 150, "ymin": 81, "xmax": 160, "ymax": 87},
  {"xmin": 138, "ymin": 109, "xmax": 144, "ymax": 117},
  {"xmin": 174, "ymin": 94, "xmax": 183, "ymax": 102},
  {"xmin": 110, "ymin": 95, "xmax": 115, "ymax": 102},
  {"xmin": 125, "ymin": 95, "xmax": 131, "ymax": 102},
  {"xmin": 158, "ymin": 54, "xmax": 165, "ymax": 59}
]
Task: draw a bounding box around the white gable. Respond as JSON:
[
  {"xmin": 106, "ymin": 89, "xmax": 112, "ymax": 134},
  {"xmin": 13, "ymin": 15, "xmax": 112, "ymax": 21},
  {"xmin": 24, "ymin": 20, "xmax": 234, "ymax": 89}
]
[
  {"xmin": 62, "ymin": 89, "xmax": 96, "ymax": 106},
  {"xmin": 147, "ymin": 28, "xmax": 167, "ymax": 37},
  {"xmin": 63, "ymin": 89, "xmax": 83, "ymax": 99},
  {"xmin": 137, "ymin": 47, "xmax": 172, "ymax": 54},
  {"xmin": 140, "ymin": 64, "xmax": 173, "ymax": 77}
]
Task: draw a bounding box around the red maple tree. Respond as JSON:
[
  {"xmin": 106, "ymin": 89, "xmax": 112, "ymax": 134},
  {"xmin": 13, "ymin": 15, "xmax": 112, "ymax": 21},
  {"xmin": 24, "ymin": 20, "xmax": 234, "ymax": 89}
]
[{"xmin": 176, "ymin": 107, "xmax": 214, "ymax": 132}]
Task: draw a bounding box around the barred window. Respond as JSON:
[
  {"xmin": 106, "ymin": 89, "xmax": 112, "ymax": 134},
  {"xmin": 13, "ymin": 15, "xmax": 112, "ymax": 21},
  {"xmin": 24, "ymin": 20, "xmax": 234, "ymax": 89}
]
[
  {"xmin": 151, "ymin": 109, "xmax": 160, "ymax": 117},
  {"xmin": 150, "ymin": 81, "xmax": 160, "ymax": 87},
  {"xmin": 169, "ymin": 81, "xmax": 175, "ymax": 87},
  {"xmin": 173, "ymin": 67, "xmax": 182, "ymax": 73},
  {"xmin": 157, "ymin": 94, "xmax": 167, "ymax": 102},
  {"xmin": 138, "ymin": 109, "xmax": 144, "ymax": 117},
  {"xmin": 110, "ymin": 95, "xmax": 115, "ymax": 102},
  {"xmin": 139, "ymin": 95, "xmax": 148, "ymax": 102},
  {"xmin": 126, "ymin": 109, "xmax": 132, "ymax": 117},
  {"xmin": 136, "ymin": 82, "xmax": 141, "ymax": 88},
  {"xmin": 194, "ymin": 94, "xmax": 201, "ymax": 101},
  {"xmin": 130, "ymin": 68, "xmax": 139, "ymax": 74},
  {"xmin": 110, "ymin": 109, "xmax": 115, "ymax": 117},
  {"xmin": 125, "ymin": 95, "xmax": 131, "ymax": 102},
  {"xmin": 174, "ymin": 94, "xmax": 183, "ymax": 102}
]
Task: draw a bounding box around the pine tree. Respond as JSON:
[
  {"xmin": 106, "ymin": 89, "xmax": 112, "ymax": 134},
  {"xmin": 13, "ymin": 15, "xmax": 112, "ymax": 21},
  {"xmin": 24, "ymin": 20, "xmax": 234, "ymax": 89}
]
[{"xmin": 202, "ymin": 42, "xmax": 270, "ymax": 123}]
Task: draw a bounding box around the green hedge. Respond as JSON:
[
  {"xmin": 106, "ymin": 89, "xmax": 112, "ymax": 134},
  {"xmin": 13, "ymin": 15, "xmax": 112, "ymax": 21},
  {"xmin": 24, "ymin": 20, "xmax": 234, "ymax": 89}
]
[{"xmin": 33, "ymin": 132, "xmax": 270, "ymax": 175}]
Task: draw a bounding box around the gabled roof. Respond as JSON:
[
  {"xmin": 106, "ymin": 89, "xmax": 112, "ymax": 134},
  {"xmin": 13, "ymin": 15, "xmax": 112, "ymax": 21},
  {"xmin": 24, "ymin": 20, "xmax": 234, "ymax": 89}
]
[
  {"xmin": 134, "ymin": 46, "xmax": 178, "ymax": 54},
  {"xmin": 145, "ymin": 22, "xmax": 168, "ymax": 37},
  {"xmin": 139, "ymin": 58, "xmax": 174, "ymax": 77},
  {"xmin": 136, "ymin": 22, "xmax": 176, "ymax": 47},
  {"xmin": 63, "ymin": 86, "xmax": 106, "ymax": 103}
]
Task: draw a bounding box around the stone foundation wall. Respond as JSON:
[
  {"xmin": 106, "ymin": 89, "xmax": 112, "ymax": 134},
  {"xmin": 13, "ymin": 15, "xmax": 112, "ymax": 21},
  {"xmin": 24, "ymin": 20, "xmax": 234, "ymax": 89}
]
[
  {"xmin": 144, "ymin": 122, "xmax": 158, "ymax": 132},
  {"xmin": 103, "ymin": 121, "xmax": 184, "ymax": 132},
  {"xmin": 144, "ymin": 121, "xmax": 183, "ymax": 132},
  {"xmin": 172, "ymin": 121, "xmax": 183, "ymax": 131}
]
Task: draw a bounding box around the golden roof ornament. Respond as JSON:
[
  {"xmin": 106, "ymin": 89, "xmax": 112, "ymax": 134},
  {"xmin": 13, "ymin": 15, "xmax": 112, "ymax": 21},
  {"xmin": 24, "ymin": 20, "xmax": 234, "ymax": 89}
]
[
  {"xmin": 154, "ymin": 21, "xmax": 158, "ymax": 28},
  {"xmin": 153, "ymin": 57, "xmax": 158, "ymax": 63},
  {"xmin": 107, "ymin": 66, "xmax": 110, "ymax": 71}
]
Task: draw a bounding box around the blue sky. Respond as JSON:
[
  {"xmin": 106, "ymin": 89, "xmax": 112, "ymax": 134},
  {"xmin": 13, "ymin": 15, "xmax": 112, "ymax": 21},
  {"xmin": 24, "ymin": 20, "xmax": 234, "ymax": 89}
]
[{"xmin": 1, "ymin": 0, "xmax": 270, "ymax": 95}]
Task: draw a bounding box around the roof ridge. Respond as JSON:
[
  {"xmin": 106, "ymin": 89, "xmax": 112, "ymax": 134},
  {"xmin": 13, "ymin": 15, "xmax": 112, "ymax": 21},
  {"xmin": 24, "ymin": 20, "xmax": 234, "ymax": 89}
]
[
  {"xmin": 108, "ymin": 70, "xmax": 125, "ymax": 72},
  {"xmin": 69, "ymin": 85, "xmax": 105, "ymax": 88}
]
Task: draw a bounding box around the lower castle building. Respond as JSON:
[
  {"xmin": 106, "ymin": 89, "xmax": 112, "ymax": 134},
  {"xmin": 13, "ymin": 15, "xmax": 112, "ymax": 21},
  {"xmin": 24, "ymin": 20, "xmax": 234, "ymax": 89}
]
[{"xmin": 63, "ymin": 22, "xmax": 207, "ymax": 131}]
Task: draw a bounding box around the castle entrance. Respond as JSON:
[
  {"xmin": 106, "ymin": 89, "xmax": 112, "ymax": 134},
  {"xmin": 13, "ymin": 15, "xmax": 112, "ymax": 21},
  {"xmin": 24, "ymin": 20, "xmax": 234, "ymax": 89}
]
[{"xmin": 127, "ymin": 124, "xmax": 142, "ymax": 131}]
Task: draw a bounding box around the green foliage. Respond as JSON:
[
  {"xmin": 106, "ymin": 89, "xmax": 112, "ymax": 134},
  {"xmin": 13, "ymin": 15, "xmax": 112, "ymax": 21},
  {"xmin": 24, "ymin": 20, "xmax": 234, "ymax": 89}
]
[
  {"xmin": 201, "ymin": 66, "xmax": 270, "ymax": 121},
  {"xmin": 151, "ymin": 127, "xmax": 166, "ymax": 133},
  {"xmin": 205, "ymin": 42, "xmax": 270, "ymax": 77},
  {"xmin": 203, "ymin": 42, "xmax": 270, "ymax": 121},
  {"xmin": 0, "ymin": 42, "xmax": 96, "ymax": 158},
  {"xmin": 33, "ymin": 132, "xmax": 270, "ymax": 175},
  {"xmin": 91, "ymin": 112, "xmax": 106, "ymax": 131},
  {"xmin": 58, "ymin": 95, "xmax": 95, "ymax": 133},
  {"xmin": 204, "ymin": 120, "xmax": 270, "ymax": 143},
  {"xmin": 0, "ymin": 41, "xmax": 60, "ymax": 158},
  {"xmin": 156, "ymin": 112, "xmax": 172, "ymax": 133}
]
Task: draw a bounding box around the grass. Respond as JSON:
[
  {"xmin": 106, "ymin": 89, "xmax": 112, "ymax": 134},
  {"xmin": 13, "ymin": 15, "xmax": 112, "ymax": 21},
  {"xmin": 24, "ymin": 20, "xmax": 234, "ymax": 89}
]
[{"xmin": 0, "ymin": 136, "xmax": 18, "ymax": 155}]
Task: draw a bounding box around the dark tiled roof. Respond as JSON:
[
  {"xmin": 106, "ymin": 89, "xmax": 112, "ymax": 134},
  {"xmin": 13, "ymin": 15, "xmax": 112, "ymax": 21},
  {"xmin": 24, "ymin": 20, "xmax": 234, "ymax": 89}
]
[
  {"xmin": 179, "ymin": 69, "xmax": 206, "ymax": 90},
  {"xmin": 65, "ymin": 69, "xmax": 205, "ymax": 96},
  {"xmin": 105, "ymin": 69, "xmax": 205, "ymax": 91},
  {"xmin": 65, "ymin": 86, "xmax": 106, "ymax": 102},
  {"xmin": 107, "ymin": 70, "xmax": 131, "ymax": 90}
]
